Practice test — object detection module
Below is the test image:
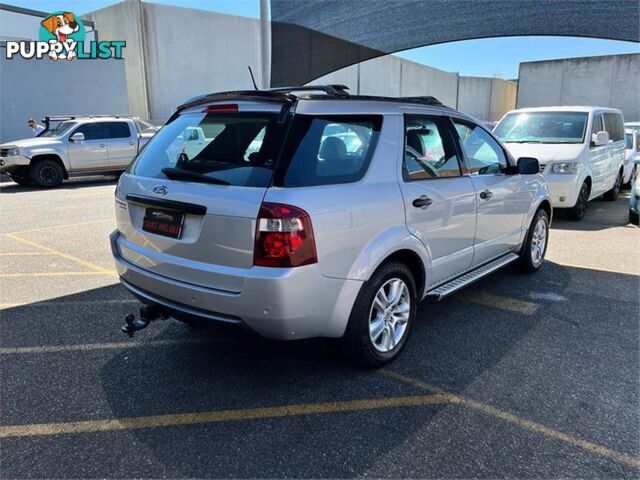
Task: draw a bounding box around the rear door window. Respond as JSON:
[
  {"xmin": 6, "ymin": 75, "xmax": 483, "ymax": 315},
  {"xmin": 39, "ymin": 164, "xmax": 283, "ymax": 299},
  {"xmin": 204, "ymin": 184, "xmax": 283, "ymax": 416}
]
[
  {"xmin": 107, "ymin": 122, "xmax": 131, "ymax": 139},
  {"xmin": 277, "ymin": 115, "xmax": 382, "ymax": 187},
  {"xmin": 128, "ymin": 112, "xmax": 284, "ymax": 187}
]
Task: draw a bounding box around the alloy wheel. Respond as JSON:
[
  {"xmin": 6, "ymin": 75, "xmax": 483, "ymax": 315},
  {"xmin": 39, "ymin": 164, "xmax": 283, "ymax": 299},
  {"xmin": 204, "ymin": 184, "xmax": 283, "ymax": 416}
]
[
  {"xmin": 368, "ymin": 278, "xmax": 411, "ymax": 353},
  {"xmin": 530, "ymin": 217, "xmax": 547, "ymax": 266}
]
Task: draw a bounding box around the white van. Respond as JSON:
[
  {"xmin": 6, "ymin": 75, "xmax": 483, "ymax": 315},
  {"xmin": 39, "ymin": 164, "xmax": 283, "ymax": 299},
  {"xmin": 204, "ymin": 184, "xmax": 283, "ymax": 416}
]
[{"xmin": 494, "ymin": 107, "xmax": 625, "ymax": 220}]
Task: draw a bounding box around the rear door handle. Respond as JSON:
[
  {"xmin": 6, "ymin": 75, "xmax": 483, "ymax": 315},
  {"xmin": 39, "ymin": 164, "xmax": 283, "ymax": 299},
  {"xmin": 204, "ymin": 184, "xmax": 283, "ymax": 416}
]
[
  {"xmin": 128, "ymin": 141, "xmax": 134, "ymax": 145},
  {"xmin": 412, "ymin": 195, "xmax": 433, "ymax": 208},
  {"xmin": 479, "ymin": 189, "xmax": 493, "ymax": 200}
]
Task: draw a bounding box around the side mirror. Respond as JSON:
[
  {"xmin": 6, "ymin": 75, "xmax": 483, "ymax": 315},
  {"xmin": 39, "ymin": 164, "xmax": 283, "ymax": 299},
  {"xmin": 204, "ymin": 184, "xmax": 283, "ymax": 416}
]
[
  {"xmin": 591, "ymin": 130, "xmax": 609, "ymax": 146},
  {"xmin": 517, "ymin": 157, "xmax": 540, "ymax": 175},
  {"xmin": 70, "ymin": 132, "xmax": 85, "ymax": 143}
]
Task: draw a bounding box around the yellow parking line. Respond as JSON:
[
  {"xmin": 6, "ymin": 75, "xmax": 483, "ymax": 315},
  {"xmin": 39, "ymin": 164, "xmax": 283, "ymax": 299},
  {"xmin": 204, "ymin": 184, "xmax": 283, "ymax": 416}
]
[
  {"xmin": 2, "ymin": 233, "xmax": 117, "ymax": 278},
  {"xmin": 380, "ymin": 370, "xmax": 640, "ymax": 469},
  {"xmin": 456, "ymin": 290, "xmax": 538, "ymax": 315},
  {"xmin": 2, "ymin": 219, "xmax": 112, "ymax": 236},
  {"xmin": 0, "ymin": 394, "xmax": 454, "ymax": 438},
  {"xmin": 0, "ymin": 272, "xmax": 115, "ymax": 278},
  {"xmin": 0, "ymin": 338, "xmax": 225, "ymax": 355}
]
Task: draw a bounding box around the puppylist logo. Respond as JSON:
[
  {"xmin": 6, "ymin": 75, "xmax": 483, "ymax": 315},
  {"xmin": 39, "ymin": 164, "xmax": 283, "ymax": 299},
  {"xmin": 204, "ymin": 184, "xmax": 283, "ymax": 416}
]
[{"xmin": 5, "ymin": 11, "xmax": 125, "ymax": 61}]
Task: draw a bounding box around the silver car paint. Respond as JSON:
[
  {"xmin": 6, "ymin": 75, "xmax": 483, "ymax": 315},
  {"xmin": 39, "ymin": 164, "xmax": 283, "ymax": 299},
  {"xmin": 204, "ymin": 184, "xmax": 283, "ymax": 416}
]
[{"xmin": 112, "ymin": 98, "xmax": 551, "ymax": 339}]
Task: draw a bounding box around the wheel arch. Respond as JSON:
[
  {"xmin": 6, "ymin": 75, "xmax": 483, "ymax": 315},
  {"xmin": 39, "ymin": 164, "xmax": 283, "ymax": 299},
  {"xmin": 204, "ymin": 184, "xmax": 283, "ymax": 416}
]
[{"xmin": 30, "ymin": 154, "xmax": 68, "ymax": 179}]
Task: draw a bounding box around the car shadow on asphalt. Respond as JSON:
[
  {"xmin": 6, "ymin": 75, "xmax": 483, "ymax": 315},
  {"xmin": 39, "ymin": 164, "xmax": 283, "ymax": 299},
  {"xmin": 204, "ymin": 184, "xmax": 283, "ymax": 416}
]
[
  {"xmin": 1, "ymin": 262, "xmax": 638, "ymax": 477},
  {"xmin": 0, "ymin": 176, "xmax": 118, "ymax": 194},
  {"xmin": 551, "ymin": 194, "xmax": 634, "ymax": 231}
]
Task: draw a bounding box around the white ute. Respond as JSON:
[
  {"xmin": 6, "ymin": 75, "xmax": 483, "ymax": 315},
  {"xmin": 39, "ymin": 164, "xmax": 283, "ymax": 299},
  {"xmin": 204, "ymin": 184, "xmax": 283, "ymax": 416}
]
[{"xmin": 0, "ymin": 116, "xmax": 156, "ymax": 187}]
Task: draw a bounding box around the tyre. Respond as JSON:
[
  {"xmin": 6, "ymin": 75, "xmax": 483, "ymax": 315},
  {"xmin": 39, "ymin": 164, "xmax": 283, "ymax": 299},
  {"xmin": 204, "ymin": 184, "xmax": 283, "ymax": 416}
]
[
  {"xmin": 517, "ymin": 208, "xmax": 549, "ymax": 273},
  {"xmin": 630, "ymin": 211, "xmax": 639, "ymax": 226},
  {"xmin": 29, "ymin": 160, "xmax": 64, "ymax": 188},
  {"xmin": 9, "ymin": 175, "xmax": 31, "ymax": 186},
  {"xmin": 342, "ymin": 262, "xmax": 417, "ymax": 367},
  {"xmin": 565, "ymin": 181, "xmax": 589, "ymax": 220},
  {"xmin": 603, "ymin": 171, "xmax": 622, "ymax": 201}
]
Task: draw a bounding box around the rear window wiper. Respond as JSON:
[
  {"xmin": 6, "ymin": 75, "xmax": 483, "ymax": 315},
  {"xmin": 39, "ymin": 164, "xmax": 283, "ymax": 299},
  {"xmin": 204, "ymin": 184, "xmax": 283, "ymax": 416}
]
[{"xmin": 161, "ymin": 167, "xmax": 230, "ymax": 185}]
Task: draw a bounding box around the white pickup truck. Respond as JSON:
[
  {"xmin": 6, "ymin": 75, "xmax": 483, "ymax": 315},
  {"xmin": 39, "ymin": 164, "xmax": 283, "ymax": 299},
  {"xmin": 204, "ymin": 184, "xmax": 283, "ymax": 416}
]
[{"xmin": 0, "ymin": 116, "xmax": 157, "ymax": 187}]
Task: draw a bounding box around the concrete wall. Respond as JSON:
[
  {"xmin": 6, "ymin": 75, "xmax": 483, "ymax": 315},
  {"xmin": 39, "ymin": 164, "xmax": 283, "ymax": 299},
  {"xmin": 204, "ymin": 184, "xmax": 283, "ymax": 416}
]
[
  {"xmin": 314, "ymin": 57, "xmax": 509, "ymax": 120},
  {"xmin": 86, "ymin": 0, "xmax": 264, "ymax": 122},
  {"xmin": 0, "ymin": 46, "xmax": 128, "ymax": 143},
  {"xmin": 458, "ymin": 77, "xmax": 517, "ymax": 121},
  {"xmin": 517, "ymin": 54, "xmax": 640, "ymax": 122}
]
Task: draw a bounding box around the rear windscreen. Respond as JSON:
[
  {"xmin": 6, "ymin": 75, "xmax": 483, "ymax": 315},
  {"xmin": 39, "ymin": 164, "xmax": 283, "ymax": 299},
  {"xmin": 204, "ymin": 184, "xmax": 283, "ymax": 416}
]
[
  {"xmin": 276, "ymin": 115, "xmax": 382, "ymax": 187},
  {"xmin": 128, "ymin": 112, "xmax": 284, "ymax": 187}
]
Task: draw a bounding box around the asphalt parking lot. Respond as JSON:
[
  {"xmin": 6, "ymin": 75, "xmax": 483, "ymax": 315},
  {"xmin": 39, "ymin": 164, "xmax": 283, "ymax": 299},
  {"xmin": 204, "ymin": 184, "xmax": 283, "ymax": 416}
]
[{"xmin": 0, "ymin": 178, "xmax": 638, "ymax": 478}]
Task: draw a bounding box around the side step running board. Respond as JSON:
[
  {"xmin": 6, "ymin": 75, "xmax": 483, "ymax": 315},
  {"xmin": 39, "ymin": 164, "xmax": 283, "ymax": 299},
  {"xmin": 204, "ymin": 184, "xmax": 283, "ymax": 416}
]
[{"xmin": 426, "ymin": 253, "xmax": 519, "ymax": 300}]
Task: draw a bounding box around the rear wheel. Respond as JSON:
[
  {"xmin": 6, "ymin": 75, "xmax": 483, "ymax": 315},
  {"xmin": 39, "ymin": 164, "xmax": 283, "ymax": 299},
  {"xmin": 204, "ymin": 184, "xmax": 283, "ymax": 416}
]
[
  {"xmin": 565, "ymin": 181, "xmax": 589, "ymax": 220},
  {"xmin": 342, "ymin": 262, "xmax": 416, "ymax": 367},
  {"xmin": 29, "ymin": 160, "xmax": 64, "ymax": 188},
  {"xmin": 9, "ymin": 175, "xmax": 31, "ymax": 186},
  {"xmin": 517, "ymin": 208, "xmax": 549, "ymax": 273},
  {"xmin": 603, "ymin": 171, "xmax": 622, "ymax": 201}
]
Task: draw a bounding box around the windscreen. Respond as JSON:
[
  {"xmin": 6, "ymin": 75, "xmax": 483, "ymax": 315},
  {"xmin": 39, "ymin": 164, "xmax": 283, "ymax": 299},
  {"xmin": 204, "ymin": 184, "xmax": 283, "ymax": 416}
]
[
  {"xmin": 494, "ymin": 112, "xmax": 588, "ymax": 144},
  {"xmin": 128, "ymin": 112, "xmax": 284, "ymax": 187},
  {"xmin": 41, "ymin": 121, "xmax": 76, "ymax": 137}
]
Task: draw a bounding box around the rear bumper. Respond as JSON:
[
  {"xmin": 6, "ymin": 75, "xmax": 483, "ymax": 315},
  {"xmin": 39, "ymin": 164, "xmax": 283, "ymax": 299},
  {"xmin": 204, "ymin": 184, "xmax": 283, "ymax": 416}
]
[{"xmin": 110, "ymin": 230, "xmax": 362, "ymax": 340}]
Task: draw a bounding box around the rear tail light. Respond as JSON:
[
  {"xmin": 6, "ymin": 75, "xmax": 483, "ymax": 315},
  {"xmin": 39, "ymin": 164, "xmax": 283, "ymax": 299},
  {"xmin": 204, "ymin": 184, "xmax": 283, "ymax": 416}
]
[{"xmin": 253, "ymin": 202, "xmax": 317, "ymax": 267}]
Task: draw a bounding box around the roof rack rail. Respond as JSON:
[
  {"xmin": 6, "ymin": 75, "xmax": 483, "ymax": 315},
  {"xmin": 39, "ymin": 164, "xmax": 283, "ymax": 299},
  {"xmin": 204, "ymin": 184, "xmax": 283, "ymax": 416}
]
[
  {"xmin": 267, "ymin": 84, "xmax": 350, "ymax": 97},
  {"xmin": 398, "ymin": 96, "xmax": 443, "ymax": 106}
]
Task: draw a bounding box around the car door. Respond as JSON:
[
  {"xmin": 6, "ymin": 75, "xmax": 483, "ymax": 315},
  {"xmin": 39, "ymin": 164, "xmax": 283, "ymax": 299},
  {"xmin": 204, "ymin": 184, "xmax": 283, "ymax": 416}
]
[
  {"xmin": 450, "ymin": 118, "xmax": 528, "ymax": 266},
  {"xmin": 398, "ymin": 114, "xmax": 476, "ymax": 287},
  {"xmin": 67, "ymin": 122, "xmax": 109, "ymax": 171},
  {"xmin": 588, "ymin": 113, "xmax": 610, "ymax": 196},
  {"xmin": 107, "ymin": 121, "xmax": 137, "ymax": 170}
]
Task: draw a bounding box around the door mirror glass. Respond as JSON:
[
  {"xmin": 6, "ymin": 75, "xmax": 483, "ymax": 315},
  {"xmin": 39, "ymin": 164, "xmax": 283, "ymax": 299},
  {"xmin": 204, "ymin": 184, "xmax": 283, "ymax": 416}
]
[
  {"xmin": 517, "ymin": 157, "xmax": 539, "ymax": 175},
  {"xmin": 592, "ymin": 130, "xmax": 609, "ymax": 146},
  {"xmin": 70, "ymin": 132, "xmax": 85, "ymax": 143}
]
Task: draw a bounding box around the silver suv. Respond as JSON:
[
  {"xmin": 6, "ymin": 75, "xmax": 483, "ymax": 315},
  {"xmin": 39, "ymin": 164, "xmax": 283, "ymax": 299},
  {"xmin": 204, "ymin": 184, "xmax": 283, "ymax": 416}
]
[{"xmin": 111, "ymin": 86, "xmax": 551, "ymax": 366}]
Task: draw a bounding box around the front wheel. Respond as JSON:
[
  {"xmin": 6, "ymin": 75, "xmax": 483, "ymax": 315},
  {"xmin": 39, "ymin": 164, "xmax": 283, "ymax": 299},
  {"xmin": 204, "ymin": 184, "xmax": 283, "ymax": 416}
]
[
  {"xmin": 517, "ymin": 208, "xmax": 549, "ymax": 273},
  {"xmin": 603, "ymin": 171, "xmax": 622, "ymax": 201},
  {"xmin": 565, "ymin": 181, "xmax": 589, "ymax": 220},
  {"xmin": 342, "ymin": 262, "xmax": 417, "ymax": 367},
  {"xmin": 29, "ymin": 160, "xmax": 64, "ymax": 188}
]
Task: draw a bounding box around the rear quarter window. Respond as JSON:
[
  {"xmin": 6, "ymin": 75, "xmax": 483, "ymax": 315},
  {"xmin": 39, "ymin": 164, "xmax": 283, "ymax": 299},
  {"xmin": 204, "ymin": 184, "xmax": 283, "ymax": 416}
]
[{"xmin": 276, "ymin": 115, "xmax": 383, "ymax": 187}]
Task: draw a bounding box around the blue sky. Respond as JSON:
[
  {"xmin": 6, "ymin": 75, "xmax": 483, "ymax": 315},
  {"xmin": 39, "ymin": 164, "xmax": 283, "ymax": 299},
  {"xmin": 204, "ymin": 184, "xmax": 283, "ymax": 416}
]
[{"xmin": 11, "ymin": 0, "xmax": 639, "ymax": 78}]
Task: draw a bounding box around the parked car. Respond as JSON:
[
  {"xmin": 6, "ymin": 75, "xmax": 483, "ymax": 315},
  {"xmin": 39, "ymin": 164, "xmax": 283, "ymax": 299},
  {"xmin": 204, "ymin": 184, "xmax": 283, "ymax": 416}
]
[
  {"xmin": 0, "ymin": 115, "xmax": 155, "ymax": 187},
  {"xmin": 494, "ymin": 107, "xmax": 626, "ymax": 220},
  {"xmin": 630, "ymin": 175, "xmax": 640, "ymax": 225},
  {"xmin": 111, "ymin": 86, "xmax": 551, "ymax": 366},
  {"xmin": 624, "ymin": 128, "xmax": 640, "ymax": 187}
]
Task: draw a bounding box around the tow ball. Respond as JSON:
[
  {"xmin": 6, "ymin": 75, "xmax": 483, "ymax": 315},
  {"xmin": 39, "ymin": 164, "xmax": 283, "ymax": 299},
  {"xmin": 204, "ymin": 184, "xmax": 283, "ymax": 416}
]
[{"xmin": 121, "ymin": 305, "xmax": 169, "ymax": 337}]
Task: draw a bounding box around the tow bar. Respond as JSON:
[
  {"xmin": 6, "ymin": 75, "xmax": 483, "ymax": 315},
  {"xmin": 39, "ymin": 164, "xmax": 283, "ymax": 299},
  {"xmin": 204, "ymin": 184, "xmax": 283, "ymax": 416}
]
[{"xmin": 121, "ymin": 305, "xmax": 169, "ymax": 337}]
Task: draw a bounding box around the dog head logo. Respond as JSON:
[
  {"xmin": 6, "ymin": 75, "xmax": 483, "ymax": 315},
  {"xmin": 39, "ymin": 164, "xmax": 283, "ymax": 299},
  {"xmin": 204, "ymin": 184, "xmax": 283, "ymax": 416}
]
[{"xmin": 39, "ymin": 11, "xmax": 85, "ymax": 60}]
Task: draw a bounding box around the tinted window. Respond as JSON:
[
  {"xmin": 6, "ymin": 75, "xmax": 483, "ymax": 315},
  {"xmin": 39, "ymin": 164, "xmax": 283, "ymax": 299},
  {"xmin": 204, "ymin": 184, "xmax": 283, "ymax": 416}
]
[
  {"xmin": 403, "ymin": 115, "xmax": 460, "ymax": 180},
  {"xmin": 494, "ymin": 112, "xmax": 588, "ymax": 144},
  {"xmin": 592, "ymin": 114, "xmax": 604, "ymax": 137},
  {"xmin": 626, "ymin": 133, "xmax": 633, "ymax": 149},
  {"xmin": 129, "ymin": 112, "xmax": 283, "ymax": 188},
  {"xmin": 278, "ymin": 115, "xmax": 382, "ymax": 187},
  {"xmin": 73, "ymin": 123, "xmax": 107, "ymax": 141},
  {"xmin": 603, "ymin": 113, "xmax": 624, "ymax": 142},
  {"xmin": 107, "ymin": 122, "xmax": 131, "ymax": 139},
  {"xmin": 453, "ymin": 119, "xmax": 508, "ymax": 175}
]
